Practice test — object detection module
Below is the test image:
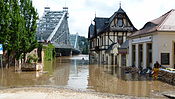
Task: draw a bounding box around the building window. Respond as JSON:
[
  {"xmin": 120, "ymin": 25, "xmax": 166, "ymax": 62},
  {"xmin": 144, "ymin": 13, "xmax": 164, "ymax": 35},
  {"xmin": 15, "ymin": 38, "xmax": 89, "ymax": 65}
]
[
  {"xmin": 102, "ymin": 54, "xmax": 104, "ymax": 64},
  {"xmin": 106, "ymin": 56, "xmax": 108, "ymax": 64},
  {"xmin": 115, "ymin": 55, "xmax": 118, "ymax": 65},
  {"xmin": 117, "ymin": 19, "xmax": 123, "ymax": 27},
  {"xmin": 161, "ymin": 53, "xmax": 170, "ymax": 65},
  {"xmin": 117, "ymin": 36, "xmax": 123, "ymax": 45},
  {"xmin": 111, "ymin": 54, "xmax": 114, "ymax": 65},
  {"xmin": 147, "ymin": 43, "xmax": 152, "ymax": 67}
]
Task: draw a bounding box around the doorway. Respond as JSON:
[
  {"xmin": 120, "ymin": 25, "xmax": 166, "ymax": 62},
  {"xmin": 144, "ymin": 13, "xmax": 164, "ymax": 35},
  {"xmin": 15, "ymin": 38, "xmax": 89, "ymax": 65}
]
[
  {"xmin": 132, "ymin": 45, "xmax": 136, "ymax": 66},
  {"xmin": 115, "ymin": 55, "xmax": 118, "ymax": 65},
  {"xmin": 121, "ymin": 54, "xmax": 126, "ymax": 66},
  {"xmin": 138, "ymin": 44, "xmax": 143, "ymax": 68},
  {"xmin": 111, "ymin": 54, "xmax": 114, "ymax": 65},
  {"xmin": 147, "ymin": 43, "xmax": 152, "ymax": 68}
]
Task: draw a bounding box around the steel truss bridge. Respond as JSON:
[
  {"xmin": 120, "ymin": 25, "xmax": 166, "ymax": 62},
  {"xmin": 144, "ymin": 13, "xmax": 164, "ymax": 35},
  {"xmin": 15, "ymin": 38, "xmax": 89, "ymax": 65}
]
[{"xmin": 37, "ymin": 7, "xmax": 80, "ymax": 56}]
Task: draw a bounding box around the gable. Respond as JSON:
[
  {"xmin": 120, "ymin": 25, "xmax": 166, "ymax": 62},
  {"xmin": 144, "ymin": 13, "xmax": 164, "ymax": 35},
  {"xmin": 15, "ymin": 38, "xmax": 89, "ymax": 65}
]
[
  {"xmin": 107, "ymin": 8, "xmax": 137, "ymax": 32},
  {"xmin": 93, "ymin": 7, "xmax": 137, "ymax": 36},
  {"xmin": 110, "ymin": 13, "xmax": 132, "ymax": 28}
]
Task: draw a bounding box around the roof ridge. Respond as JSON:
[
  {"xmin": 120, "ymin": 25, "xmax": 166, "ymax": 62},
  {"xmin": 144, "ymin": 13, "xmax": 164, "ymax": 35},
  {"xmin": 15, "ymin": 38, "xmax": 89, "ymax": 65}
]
[
  {"xmin": 157, "ymin": 9, "xmax": 174, "ymax": 30},
  {"xmin": 95, "ymin": 17, "xmax": 108, "ymax": 19}
]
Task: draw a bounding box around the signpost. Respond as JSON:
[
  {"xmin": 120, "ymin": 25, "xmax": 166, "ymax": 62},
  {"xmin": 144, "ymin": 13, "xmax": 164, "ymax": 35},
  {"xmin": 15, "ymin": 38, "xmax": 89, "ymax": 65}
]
[{"xmin": 0, "ymin": 44, "xmax": 3, "ymax": 54}]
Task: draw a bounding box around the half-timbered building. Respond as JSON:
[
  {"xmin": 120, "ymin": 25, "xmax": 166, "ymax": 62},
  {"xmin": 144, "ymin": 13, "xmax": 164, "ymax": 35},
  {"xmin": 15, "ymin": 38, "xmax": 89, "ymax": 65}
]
[{"xmin": 88, "ymin": 6, "xmax": 137, "ymax": 66}]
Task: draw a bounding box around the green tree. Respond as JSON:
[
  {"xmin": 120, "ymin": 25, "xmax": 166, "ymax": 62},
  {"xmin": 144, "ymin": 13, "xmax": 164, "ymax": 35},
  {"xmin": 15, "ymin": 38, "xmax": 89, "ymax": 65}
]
[
  {"xmin": 0, "ymin": 0, "xmax": 39, "ymax": 66},
  {"xmin": 19, "ymin": 0, "xmax": 38, "ymax": 61},
  {"xmin": 78, "ymin": 36, "xmax": 89, "ymax": 54},
  {"xmin": 9, "ymin": 0, "xmax": 24, "ymax": 60},
  {"xmin": 44, "ymin": 44, "xmax": 55, "ymax": 61},
  {"xmin": 0, "ymin": 0, "xmax": 11, "ymax": 51}
]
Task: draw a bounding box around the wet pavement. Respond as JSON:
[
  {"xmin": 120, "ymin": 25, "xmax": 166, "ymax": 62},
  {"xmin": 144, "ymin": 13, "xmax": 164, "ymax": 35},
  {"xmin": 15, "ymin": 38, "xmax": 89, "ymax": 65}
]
[{"xmin": 0, "ymin": 55, "xmax": 175, "ymax": 98}]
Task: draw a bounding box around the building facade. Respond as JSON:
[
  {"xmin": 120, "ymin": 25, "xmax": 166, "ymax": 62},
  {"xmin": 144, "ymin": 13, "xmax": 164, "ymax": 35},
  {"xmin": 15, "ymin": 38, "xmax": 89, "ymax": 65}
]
[
  {"xmin": 88, "ymin": 6, "xmax": 137, "ymax": 66},
  {"xmin": 128, "ymin": 9, "xmax": 175, "ymax": 69}
]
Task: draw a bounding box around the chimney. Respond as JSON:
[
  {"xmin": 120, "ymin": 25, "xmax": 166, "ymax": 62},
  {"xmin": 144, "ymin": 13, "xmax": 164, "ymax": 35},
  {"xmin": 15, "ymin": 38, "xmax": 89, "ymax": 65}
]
[
  {"xmin": 63, "ymin": 7, "xmax": 68, "ymax": 13},
  {"xmin": 44, "ymin": 7, "xmax": 50, "ymax": 13}
]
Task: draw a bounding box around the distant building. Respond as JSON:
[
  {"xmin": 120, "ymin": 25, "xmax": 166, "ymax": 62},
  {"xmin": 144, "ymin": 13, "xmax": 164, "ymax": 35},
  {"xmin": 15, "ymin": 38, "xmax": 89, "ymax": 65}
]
[
  {"xmin": 128, "ymin": 9, "xmax": 175, "ymax": 69},
  {"xmin": 88, "ymin": 6, "xmax": 137, "ymax": 66}
]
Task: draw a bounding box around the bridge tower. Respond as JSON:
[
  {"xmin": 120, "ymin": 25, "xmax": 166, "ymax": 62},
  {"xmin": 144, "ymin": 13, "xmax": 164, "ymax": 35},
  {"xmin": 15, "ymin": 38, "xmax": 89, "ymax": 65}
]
[
  {"xmin": 37, "ymin": 7, "xmax": 70, "ymax": 46},
  {"xmin": 70, "ymin": 33, "xmax": 79, "ymax": 49},
  {"xmin": 37, "ymin": 7, "xmax": 80, "ymax": 56}
]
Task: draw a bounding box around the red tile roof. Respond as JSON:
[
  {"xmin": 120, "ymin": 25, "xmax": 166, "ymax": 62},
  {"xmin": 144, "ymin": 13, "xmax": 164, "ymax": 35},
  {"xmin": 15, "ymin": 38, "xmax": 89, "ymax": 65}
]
[{"xmin": 130, "ymin": 9, "xmax": 175, "ymax": 37}]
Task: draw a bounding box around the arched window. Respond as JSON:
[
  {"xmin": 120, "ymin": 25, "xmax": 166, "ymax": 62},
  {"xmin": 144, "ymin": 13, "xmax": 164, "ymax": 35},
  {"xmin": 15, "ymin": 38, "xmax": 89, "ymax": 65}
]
[{"xmin": 117, "ymin": 19, "xmax": 123, "ymax": 27}]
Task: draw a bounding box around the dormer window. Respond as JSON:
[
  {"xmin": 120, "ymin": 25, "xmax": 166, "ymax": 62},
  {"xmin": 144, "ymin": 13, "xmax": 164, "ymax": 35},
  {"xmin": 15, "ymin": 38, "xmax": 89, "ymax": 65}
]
[{"xmin": 117, "ymin": 18, "xmax": 123, "ymax": 27}]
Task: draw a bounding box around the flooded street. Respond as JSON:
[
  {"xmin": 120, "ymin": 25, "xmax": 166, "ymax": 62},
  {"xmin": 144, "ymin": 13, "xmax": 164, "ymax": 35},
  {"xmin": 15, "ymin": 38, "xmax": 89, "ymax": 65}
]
[{"xmin": 0, "ymin": 55, "xmax": 175, "ymax": 98}]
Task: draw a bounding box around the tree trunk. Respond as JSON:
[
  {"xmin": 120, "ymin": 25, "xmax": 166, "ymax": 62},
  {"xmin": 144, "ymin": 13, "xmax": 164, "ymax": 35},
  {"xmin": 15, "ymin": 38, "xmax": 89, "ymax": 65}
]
[
  {"xmin": 6, "ymin": 52, "xmax": 9, "ymax": 69},
  {"xmin": 23, "ymin": 53, "xmax": 26, "ymax": 63}
]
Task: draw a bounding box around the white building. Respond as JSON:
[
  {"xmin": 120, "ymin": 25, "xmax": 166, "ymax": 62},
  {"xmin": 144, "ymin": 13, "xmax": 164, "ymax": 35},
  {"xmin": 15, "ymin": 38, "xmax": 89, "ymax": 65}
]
[{"xmin": 129, "ymin": 9, "xmax": 175, "ymax": 69}]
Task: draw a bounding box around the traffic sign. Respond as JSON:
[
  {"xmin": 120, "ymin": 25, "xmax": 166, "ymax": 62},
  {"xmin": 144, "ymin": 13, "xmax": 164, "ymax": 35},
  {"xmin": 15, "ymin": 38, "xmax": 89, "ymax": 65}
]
[{"xmin": 0, "ymin": 44, "xmax": 3, "ymax": 54}]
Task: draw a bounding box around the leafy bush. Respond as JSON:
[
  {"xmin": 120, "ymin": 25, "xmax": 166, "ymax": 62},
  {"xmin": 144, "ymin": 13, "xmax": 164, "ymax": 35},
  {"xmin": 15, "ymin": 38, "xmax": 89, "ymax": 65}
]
[
  {"xmin": 44, "ymin": 44, "xmax": 55, "ymax": 61},
  {"xmin": 27, "ymin": 54, "xmax": 39, "ymax": 63}
]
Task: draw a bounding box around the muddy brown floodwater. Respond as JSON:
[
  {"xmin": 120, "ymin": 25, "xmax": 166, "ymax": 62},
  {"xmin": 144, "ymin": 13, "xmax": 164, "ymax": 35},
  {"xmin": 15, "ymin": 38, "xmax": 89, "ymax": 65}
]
[{"xmin": 0, "ymin": 55, "xmax": 175, "ymax": 98}]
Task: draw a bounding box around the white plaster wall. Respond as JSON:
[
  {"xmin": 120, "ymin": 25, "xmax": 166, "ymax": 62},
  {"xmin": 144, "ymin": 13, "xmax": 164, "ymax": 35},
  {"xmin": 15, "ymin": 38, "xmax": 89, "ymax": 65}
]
[
  {"xmin": 123, "ymin": 35, "xmax": 126, "ymax": 43},
  {"xmin": 128, "ymin": 32, "xmax": 175, "ymax": 68},
  {"xmin": 106, "ymin": 35, "xmax": 108, "ymax": 46},
  {"xmin": 115, "ymin": 36, "xmax": 117, "ymax": 43},
  {"xmin": 152, "ymin": 34, "xmax": 160, "ymax": 68},
  {"xmin": 153, "ymin": 32, "xmax": 175, "ymax": 68}
]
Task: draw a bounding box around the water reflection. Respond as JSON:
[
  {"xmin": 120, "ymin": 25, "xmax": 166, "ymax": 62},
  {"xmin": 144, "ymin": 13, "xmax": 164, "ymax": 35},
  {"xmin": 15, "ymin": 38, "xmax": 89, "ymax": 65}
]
[
  {"xmin": 0, "ymin": 55, "xmax": 175, "ymax": 98},
  {"xmin": 88, "ymin": 65, "xmax": 150, "ymax": 97},
  {"xmin": 0, "ymin": 68, "xmax": 49, "ymax": 87},
  {"xmin": 43, "ymin": 55, "xmax": 89, "ymax": 89},
  {"xmin": 67, "ymin": 59, "xmax": 88, "ymax": 89},
  {"xmin": 88, "ymin": 65, "xmax": 175, "ymax": 97}
]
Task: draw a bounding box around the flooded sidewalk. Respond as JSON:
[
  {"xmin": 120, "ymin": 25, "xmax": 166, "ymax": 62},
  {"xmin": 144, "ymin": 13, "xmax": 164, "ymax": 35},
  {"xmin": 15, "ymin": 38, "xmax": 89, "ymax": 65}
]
[{"xmin": 0, "ymin": 55, "xmax": 175, "ymax": 98}]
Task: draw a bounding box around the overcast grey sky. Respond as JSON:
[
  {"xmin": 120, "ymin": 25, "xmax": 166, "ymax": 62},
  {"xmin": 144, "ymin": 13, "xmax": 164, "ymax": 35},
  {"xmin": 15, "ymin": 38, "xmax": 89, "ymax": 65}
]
[{"xmin": 32, "ymin": 0, "xmax": 175, "ymax": 37}]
